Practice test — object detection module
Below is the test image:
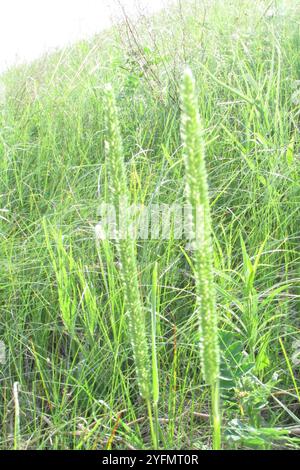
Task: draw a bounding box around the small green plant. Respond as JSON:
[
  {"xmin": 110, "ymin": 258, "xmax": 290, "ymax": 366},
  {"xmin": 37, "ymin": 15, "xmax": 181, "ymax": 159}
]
[
  {"xmin": 180, "ymin": 68, "xmax": 221, "ymax": 449},
  {"xmin": 103, "ymin": 84, "xmax": 158, "ymax": 448}
]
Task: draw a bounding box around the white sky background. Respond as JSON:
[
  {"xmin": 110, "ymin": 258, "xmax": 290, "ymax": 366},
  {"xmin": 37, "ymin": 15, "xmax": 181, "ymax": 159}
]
[{"xmin": 0, "ymin": 0, "xmax": 170, "ymax": 73}]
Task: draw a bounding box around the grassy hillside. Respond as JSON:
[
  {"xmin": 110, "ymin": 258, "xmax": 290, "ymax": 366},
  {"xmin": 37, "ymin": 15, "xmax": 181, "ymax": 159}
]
[{"xmin": 0, "ymin": 0, "xmax": 300, "ymax": 449}]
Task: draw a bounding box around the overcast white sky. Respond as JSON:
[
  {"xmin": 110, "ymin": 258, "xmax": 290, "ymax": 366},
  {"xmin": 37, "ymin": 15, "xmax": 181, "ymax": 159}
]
[{"xmin": 0, "ymin": 0, "xmax": 169, "ymax": 73}]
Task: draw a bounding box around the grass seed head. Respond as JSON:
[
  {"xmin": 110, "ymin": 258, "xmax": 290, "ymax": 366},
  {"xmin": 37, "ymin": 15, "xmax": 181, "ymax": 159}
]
[{"xmin": 180, "ymin": 68, "xmax": 220, "ymax": 386}]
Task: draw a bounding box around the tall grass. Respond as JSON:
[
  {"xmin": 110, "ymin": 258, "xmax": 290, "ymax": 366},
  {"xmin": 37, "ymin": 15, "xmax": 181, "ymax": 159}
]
[
  {"xmin": 103, "ymin": 84, "xmax": 158, "ymax": 448},
  {"xmin": 181, "ymin": 68, "xmax": 220, "ymax": 449},
  {"xmin": 0, "ymin": 0, "xmax": 299, "ymax": 450}
]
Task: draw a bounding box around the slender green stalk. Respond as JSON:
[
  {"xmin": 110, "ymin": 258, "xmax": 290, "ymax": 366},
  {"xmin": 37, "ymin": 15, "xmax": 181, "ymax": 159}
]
[
  {"xmin": 151, "ymin": 261, "xmax": 160, "ymax": 447},
  {"xmin": 147, "ymin": 398, "xmax": 157, "ymax": 450},
  {"xmin": 103, "ymin": 84, "xmax": 156, "ymax": 446},
  {"xmin": 212, "ymin": 381, "xmax": 221, "ymax": 450},
  {"xmin": 180, "ymin": 68, "xmax": 221, "ymax": 449},
  {"xmin": 13, "ymin": 382, "xmax": 20, "ymax": 450}
]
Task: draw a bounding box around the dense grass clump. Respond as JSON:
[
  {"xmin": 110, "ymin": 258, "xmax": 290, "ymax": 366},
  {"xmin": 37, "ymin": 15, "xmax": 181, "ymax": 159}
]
[{"xmin": 0, "ymin": 0, "xmax": 300, "ymax": 450}]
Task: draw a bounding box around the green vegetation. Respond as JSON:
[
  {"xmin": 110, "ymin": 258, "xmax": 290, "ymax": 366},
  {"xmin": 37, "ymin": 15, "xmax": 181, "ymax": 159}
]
[
  {"xmin": 181, "ymin": 68, "xmax": 220, "ymax": 449},
  {"xmin": 0, "ymin": 0, "xmax": 300, "ymax": 450}
]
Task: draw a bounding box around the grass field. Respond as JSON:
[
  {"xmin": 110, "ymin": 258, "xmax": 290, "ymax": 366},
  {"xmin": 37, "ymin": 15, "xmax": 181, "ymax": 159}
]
[{"xmin": 0, "ymin": 0, "xmax": 300, "ymax": 450}]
